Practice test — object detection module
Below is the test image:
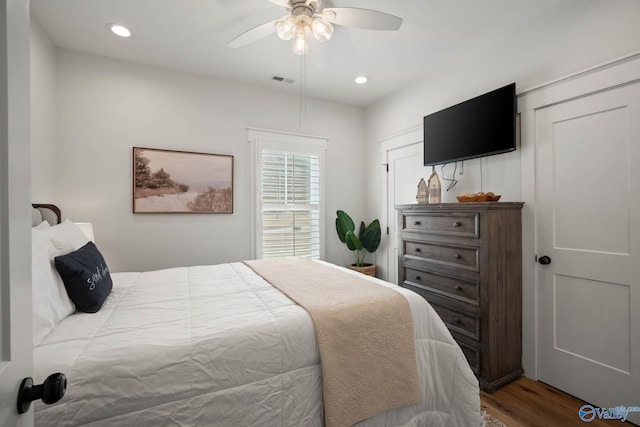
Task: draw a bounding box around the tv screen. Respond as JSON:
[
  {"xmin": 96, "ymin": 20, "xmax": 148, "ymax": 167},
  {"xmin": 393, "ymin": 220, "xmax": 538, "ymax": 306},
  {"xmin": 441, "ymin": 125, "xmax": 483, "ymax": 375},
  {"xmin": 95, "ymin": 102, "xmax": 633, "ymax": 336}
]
[{"xmin": 423, "ymin": 83, "xmax": 516, "ymax": 166}]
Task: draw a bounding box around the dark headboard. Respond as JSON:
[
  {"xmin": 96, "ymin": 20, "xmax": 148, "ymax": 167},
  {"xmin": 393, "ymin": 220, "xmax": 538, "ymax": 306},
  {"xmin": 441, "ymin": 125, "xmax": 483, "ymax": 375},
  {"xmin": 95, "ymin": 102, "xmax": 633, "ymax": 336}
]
[{"xmin": 32, "ymin": 204, "xmax": 61, "ymax": 226}]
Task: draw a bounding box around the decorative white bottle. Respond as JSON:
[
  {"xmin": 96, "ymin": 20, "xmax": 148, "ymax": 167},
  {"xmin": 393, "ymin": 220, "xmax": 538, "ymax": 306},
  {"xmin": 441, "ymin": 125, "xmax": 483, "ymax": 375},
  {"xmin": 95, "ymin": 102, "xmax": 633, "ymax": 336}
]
[{"xmin": 428, "ymin": 170, "xmax": 441, "ymax": 204}]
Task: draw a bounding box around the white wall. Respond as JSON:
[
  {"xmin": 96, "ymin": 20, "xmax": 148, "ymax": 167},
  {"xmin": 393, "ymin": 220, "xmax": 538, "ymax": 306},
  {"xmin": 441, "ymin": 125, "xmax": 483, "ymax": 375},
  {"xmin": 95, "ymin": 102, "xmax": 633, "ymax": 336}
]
[
  {"xmin": 363, "ymin": 1, "xmax": 640, "ymax": 379},
  {"xmin": 30, "ymin": 18, "xmax": 57, "ymax": 202},
  {"xmin": 39, "ymin": 49, "xmax": 365, "ymax": 272}
]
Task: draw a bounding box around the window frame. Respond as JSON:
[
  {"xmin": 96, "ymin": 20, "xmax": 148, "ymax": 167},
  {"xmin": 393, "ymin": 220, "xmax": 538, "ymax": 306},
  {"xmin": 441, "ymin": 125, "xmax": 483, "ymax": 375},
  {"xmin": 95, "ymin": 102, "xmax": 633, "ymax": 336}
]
[{"xmin": 248, "ymin": 128, "xmax": 328, "ymax": 260}]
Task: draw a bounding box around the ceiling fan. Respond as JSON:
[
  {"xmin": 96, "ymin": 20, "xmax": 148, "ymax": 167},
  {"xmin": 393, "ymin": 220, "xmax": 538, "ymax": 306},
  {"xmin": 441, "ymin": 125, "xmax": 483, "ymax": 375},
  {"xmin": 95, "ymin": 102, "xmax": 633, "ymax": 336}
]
[{"xmin": 228, "ymin": 0, "xmax": 403, "ymax": 55}]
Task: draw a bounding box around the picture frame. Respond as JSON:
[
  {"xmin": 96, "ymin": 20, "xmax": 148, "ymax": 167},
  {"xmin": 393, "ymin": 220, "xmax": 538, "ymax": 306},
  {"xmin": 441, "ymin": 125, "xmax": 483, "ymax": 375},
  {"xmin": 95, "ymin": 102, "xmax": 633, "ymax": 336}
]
[{"xmin": 133, "ymin": 147, "xmax": 234, "ymax": 214}]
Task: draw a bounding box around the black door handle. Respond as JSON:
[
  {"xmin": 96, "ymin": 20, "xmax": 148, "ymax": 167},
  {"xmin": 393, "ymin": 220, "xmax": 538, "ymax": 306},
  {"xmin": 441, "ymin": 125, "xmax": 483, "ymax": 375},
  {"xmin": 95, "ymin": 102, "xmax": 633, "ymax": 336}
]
[
  {"xmin": 538, "ymin": 255, "xmax": 551, "ymax": 265},
  {"xmin": 17, "ymin": 373, "xmax": 66, "ymax": 414}
]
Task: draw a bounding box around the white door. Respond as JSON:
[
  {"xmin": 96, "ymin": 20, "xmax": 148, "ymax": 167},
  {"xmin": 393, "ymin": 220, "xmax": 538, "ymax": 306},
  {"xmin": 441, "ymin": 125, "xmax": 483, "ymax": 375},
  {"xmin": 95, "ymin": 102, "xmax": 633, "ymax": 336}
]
[
  {"xmin": 385, "ymin": 142, "xmax": 424, "ymax": 284},
  {"xmin": 536, "ymin": 81, "xmax": 640, "ymax": 423},
  {"xmin": 0, "ymin": 0, "xmax": 34, "ymax": 425}
]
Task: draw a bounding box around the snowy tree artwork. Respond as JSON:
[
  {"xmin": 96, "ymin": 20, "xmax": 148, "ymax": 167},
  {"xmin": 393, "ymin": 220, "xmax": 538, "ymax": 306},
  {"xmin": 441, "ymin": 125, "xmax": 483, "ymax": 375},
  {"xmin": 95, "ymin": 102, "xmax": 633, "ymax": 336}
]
[{"xmin": 133, "ymin": 147, "xmax": 233, "ymax": 213}]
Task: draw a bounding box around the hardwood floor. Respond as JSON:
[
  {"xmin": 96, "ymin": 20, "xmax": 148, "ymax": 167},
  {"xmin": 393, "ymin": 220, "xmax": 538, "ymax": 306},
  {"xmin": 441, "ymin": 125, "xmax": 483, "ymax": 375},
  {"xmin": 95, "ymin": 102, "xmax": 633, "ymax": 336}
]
[{"xmin": 480, "ymin": 376, "xmax": 638, "ymax": 427}]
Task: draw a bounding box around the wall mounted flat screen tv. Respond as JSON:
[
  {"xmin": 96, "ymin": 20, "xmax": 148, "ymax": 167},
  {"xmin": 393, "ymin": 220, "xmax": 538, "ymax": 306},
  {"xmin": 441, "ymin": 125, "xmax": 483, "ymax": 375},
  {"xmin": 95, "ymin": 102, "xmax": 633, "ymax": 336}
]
[{"xmin": 423, "ymin": 83, "xmax": 516, "ymax": 166}]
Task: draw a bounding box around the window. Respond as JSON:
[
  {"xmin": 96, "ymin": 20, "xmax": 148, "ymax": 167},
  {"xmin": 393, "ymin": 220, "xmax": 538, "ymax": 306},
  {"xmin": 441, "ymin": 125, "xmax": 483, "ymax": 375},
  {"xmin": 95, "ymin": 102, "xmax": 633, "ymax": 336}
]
[{"xmin": 249, "ymin": 129, "xmax": 327, "ymax": 260}]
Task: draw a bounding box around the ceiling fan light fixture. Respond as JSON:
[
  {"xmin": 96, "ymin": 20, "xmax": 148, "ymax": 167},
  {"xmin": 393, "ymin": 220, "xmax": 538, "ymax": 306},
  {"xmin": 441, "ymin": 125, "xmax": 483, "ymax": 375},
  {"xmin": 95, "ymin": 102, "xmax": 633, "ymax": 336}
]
[
  {"xmin": 292, "ymin": 24, "xmax": 308, "ymax": 55},
  {"xmin": 310, "ymin": 17, "xmax": 333, "ymax": 43},
  {"xmin": 227, "ymin": 1, "xmax": 403, "ymax": 56},
  {"xmin": 275, "ymin": 16, "xmax": 296, "ymax": 40}
]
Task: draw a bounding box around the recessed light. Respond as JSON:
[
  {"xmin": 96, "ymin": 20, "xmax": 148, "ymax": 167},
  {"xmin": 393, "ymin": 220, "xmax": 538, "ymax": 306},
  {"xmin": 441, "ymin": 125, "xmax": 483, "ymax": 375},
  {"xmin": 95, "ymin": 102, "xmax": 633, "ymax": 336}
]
[
  {"xmin": 108, "ymin": 24, "xmax": 131, "ymax": 38},
  {"xmin": 355, "ymin": 76, "xmax": 369, "ymax": 85}
]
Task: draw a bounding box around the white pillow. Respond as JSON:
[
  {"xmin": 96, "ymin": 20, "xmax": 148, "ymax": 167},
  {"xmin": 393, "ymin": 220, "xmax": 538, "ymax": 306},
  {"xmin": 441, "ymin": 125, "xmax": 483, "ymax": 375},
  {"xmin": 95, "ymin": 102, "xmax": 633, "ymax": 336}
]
[
  {"xmin": 38, "ymin": 219, "xmax": 90, "ymax": 255},
  {"xmin": 34, "ymin": 220, "xmax": 51, "ymax": 230},
  {"xmin": 32, "ymin": 229, "xmax": 76, "ymax": 347}
]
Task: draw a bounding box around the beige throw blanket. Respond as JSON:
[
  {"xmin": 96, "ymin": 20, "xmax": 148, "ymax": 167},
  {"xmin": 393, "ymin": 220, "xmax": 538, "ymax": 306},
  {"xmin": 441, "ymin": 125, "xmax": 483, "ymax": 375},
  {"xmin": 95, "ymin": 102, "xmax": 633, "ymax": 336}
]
[{"xmin": 244, "ymin": 258, "xmax": 421, "ymax": 427}]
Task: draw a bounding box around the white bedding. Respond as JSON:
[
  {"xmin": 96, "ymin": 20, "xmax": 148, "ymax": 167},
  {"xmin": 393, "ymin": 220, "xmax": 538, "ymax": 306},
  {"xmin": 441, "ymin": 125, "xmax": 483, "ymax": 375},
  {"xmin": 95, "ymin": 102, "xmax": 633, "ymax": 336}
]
[{"xmin": 34, "ymin": 261, "xmax": 482, "ymax": 426}]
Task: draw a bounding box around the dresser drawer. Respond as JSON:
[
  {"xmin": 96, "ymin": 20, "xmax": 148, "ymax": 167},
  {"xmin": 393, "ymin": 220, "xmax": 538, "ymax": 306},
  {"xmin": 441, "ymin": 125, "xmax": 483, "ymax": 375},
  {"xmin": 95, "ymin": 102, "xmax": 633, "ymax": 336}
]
[
  {"xmin": 405, "ymin": 241, "xmax": 479, "ymax": 271},
  {"xmin": 429, "ymin": 301, "xmax": 480, "ymax": 341},
  {"xmin": 404, "ymin": 268, "xmax": 479, "ymax": 305},
  {"xmin": 403, "ymin": 212, "xmax": 479, "ymax": 238},
  {"xmin": 458, "ymin": 341, "xmax": 481, "ymax": 375}
]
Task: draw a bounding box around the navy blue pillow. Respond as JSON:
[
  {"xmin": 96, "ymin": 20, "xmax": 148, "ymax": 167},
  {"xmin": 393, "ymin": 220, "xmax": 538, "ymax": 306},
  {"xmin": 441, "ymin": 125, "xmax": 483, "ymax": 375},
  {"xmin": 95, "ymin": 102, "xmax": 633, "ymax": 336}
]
[{"xmin": 55, "ymin": 242, "xmax": 112, "ymax": 313}]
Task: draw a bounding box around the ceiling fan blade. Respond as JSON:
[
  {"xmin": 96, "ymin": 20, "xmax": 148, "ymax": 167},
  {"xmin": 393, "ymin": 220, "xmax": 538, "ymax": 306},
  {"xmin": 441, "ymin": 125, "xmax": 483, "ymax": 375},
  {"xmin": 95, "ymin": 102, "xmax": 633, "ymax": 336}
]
[
  {"xmin": 322, "ymin": 8, "xmax": 402, "ymax": 31},
  {"xmin": 269, "ymin": 0, "xmax": 291, "ymax": 8},
  {"xmin": 228, "ymin": 19, "xmax": 278, "ymax": 48}
]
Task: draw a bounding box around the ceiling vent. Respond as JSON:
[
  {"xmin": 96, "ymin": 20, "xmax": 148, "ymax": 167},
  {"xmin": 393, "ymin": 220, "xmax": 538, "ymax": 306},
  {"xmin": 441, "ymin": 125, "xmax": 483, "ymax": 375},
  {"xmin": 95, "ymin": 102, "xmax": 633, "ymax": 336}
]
[{"xmin": 271, "ymin": 75, "xmax": 296, "ymax": 84}]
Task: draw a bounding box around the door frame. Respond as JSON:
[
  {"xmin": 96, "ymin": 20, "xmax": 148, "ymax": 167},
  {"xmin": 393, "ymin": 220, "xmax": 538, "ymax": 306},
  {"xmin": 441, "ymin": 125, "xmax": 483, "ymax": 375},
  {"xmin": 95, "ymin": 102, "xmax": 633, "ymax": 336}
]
[
  {"xmin": 378, "ymin": 125, "xmax": 423, "ymax": 283},
  {"xmin": 518, "ymin": 51, "xmax": 640, "ymax": 380},
  {"xmin": 0, "ymin": 0, "xmax": 34, "ymax": 425}
]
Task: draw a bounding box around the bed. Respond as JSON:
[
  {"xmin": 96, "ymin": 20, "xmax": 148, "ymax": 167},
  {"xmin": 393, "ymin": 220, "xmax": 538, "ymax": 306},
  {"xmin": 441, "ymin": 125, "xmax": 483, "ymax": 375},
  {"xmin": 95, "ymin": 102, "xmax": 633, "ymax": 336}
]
[{"xmin": 31, "ymin": 205, "xmax": 483, "ymax": 427}]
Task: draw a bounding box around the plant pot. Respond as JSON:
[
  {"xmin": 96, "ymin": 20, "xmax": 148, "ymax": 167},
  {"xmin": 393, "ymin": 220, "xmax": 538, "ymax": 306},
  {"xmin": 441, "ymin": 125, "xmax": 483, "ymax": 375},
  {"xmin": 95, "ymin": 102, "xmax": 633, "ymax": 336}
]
[{"xmin": 348, "ymin": 263, "xmax": 376, "ymax": 277}]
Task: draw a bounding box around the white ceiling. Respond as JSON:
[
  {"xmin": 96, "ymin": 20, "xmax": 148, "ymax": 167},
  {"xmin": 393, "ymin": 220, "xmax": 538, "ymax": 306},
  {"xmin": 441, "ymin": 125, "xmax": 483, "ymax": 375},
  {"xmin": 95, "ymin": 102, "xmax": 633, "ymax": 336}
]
[{"xmin": 30, "ymin": 0, "xmax": 640, "ymax": 107}]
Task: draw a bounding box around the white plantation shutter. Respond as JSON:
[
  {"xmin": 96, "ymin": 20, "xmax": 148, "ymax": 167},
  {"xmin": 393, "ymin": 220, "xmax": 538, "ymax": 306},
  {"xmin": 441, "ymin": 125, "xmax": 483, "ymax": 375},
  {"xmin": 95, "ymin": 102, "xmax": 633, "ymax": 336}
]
[
  {"xmin": 249, "ymin": 129, "xmax": 327, "ymax": 260},
  {"xmin": 261, "ymin": 151, "xmax": 320, "ymax": 258}
]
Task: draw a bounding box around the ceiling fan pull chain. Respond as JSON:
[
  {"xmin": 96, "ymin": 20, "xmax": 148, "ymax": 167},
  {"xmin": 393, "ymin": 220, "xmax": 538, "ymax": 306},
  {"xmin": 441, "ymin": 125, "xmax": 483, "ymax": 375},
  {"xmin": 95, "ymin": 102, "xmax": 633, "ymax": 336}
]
[
  {"xmin": 299, "ymin": 54, "xmax": 304, "ymax": 126},
  {"xmin": 298, "ymin": 53, "xmax": 308, "ymax": 126}
]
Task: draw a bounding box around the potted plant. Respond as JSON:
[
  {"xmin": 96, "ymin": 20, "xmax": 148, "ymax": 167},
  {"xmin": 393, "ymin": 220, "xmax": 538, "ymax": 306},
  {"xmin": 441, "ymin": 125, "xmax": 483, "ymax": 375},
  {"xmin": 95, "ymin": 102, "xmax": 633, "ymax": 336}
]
[{"xmin": 335, "ymin": 210, "xmax": 381, "ymax": 276}]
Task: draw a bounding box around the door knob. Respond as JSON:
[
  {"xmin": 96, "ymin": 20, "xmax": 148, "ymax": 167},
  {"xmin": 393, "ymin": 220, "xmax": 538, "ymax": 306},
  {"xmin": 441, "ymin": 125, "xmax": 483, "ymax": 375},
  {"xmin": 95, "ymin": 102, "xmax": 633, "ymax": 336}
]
[
  {"xmin": 538, "ymin": 255, "xmax": 551, "ymax": 265},
  {"xmin": 17, "ymin": 373, "xmax": 66, "ymax": 414}
]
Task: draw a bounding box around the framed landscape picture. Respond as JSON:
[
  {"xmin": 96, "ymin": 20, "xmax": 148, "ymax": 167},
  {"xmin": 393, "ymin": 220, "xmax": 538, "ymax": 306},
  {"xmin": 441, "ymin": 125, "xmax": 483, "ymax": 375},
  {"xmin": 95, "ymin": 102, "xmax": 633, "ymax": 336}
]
[{"xmin": 133, "ymin": 147, "xmax": 234, "ymax": 214}]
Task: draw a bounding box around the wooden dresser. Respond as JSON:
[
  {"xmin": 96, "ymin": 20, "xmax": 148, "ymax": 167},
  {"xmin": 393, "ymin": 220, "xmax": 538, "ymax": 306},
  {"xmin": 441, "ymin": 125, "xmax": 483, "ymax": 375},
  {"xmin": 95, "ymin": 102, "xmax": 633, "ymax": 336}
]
[{"xmin": 396, "ymin": 202, "xmax": 524, "ymax": 392}]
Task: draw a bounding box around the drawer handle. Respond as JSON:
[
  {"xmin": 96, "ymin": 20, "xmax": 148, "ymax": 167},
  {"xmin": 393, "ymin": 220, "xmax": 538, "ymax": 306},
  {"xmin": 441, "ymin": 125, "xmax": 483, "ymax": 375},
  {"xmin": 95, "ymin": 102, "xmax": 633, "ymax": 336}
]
[
  {"xmin": 454, "ymin": 254, "xmax": 462, "ymax": 259},
  {"xmin": 453, "ymin": 317, "xmax": 462, "ymax": 325},
  {"xmin": 453, "ymin": 221, "xmax": 461, "ymax": 227},
  {"xmin": 414, "ymin": 221, "xmax": 422, "ymax": 226},
  {"xmin": 415, "ymin": 276, "xmax": 421, "ymax": 281},
  {"xmin": 454, "ymin": 285, "xmax": 462, "ymax": 291},
  {"xmin": 415, "ymin": 248, "xmax": 421, "ymax": 253}
]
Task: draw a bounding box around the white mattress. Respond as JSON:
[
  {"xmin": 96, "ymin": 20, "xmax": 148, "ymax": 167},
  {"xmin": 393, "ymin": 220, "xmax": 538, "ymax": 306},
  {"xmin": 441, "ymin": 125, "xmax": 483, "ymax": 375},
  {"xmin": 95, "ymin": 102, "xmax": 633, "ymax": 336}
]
[{"xmin": 34, "ymin": 261, "xmax": 483, "ymax": 426}]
